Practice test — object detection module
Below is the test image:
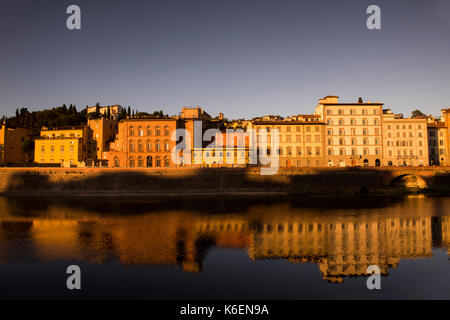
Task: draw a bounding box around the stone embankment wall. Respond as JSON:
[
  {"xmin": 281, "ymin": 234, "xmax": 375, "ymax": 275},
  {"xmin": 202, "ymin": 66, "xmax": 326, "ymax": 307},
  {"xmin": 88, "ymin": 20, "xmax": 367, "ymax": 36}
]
[{"xmin": 0, "ymin": 167, "xmax": 449, "ymax": 196}]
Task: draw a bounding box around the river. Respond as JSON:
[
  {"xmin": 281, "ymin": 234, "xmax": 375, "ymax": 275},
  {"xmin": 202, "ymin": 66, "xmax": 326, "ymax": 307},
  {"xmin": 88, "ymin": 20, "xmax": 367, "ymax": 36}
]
[{"xmin": 0, "ymin": 196, "xmax": 449, "ymax": 299}]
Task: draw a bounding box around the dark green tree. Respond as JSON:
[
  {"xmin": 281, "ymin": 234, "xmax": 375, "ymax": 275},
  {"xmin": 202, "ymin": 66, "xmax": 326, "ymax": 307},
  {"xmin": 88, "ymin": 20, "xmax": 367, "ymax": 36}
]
[{"xmin": 412, "ymin": 109, "xmax": 426, "ymax": 118}]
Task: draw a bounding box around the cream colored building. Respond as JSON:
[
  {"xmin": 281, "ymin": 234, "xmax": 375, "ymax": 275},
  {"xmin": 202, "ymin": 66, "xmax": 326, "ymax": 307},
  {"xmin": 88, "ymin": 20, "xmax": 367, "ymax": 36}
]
[
  {"xmin": 315, "ymin": 96, "xmax": 384, "ymax": 167},
  {"xmin": 382, "ymin": 109, "xmax": 428, "ymax": 166}
]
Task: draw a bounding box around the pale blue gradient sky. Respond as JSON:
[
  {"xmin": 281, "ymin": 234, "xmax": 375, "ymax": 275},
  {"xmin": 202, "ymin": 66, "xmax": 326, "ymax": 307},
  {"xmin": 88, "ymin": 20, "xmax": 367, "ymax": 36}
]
[{"xmin": 1, "ymin": 0, "xmax": 450, "ymax": 119}]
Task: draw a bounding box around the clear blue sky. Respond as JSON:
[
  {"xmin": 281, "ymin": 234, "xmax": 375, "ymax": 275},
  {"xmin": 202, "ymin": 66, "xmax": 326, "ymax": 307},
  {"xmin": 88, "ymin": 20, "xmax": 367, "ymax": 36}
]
[{"xmin": 1, "ymin": 0, "xmax": 450, "ymax": 119}]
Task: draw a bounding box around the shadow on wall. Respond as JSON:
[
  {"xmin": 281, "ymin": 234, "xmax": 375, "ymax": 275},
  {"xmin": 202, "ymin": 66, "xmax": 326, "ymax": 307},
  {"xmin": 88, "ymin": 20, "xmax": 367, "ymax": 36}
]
[{"xmin": 2, "ymin": 167, "xmax": 450, "ymax": 198}]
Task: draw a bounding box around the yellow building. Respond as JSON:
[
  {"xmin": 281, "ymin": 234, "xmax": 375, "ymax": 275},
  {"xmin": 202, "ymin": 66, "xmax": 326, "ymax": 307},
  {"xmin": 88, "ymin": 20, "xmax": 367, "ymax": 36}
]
[
  {"xmin": 34, "ymin": 126, "xmax": 96, "ymax": 167},
  {"xmin": 250, "ymin": 116, "xmax": 326, "ymax": 167},
  {"xmin": 382, "ymin": 110, "xmax": 428, "ymax": 166}
]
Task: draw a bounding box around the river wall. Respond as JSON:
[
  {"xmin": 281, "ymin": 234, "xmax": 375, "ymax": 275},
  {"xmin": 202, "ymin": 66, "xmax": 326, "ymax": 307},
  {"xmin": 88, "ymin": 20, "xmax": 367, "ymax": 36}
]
[{"xmin": 0, "ymin": 167, "xmax": 449, "ymax": 197}]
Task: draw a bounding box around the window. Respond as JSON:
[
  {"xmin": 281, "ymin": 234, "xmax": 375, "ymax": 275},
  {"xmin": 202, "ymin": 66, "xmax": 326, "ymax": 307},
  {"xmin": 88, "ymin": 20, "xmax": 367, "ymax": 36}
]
[
  {"xmin": 60, "ymin": 146, "xmax": 64, "ymax": 153},
  {"xmin": 138, "ymin": 157, "xmax": 144, "ymax": 167},
  {"xmin": 164, "ymin": 156, "xmax": 170, "ymax": 167},
  {"xmin": 156, "ymin": 126, "xmax": 161, "ymax": 136},
  {"xmin": 129, "ymin": 157, "xmax": 135, "ymax": 168},
  {"xmin": 147, "ymin": 126, "xmax": 152, "ymax": 136},
  {"xmin": 129, "ymin": 141, "xmax": 135, "ymax": 152},
  {"xmin": 129, "ymin": 127, "xmax": 135, "ymax": 136},
  {"xmin": 156, "ymin": 140, "xmax": 161, "ymax": 151},
  {"xmin": 138, "ymin": 126, "xmax": 144, "ymax": 136},
  {"xmin": 41, "ymin": 146, "xmax": 45, "ymax": 153},
  {"xmin": 138, "ymin": 141, "xmax": 143, "ymax": 152},
  {"xmin": 164, "ymin": 140, "xmax": 170, "ymax": 151},
  {"xmin": 147, "ymin": 141, "xmax": 152, "ymax": 151},
  {"xmin": 164, "ymin": 126, "xmax": 170, "ymax": 136}
]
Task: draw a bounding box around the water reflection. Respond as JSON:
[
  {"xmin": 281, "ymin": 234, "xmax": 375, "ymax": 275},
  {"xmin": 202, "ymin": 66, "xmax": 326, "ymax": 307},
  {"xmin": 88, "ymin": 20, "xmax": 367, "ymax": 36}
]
[{"xmin": 0, "ymin": 196, "xmax": 449, "ymax": 283}]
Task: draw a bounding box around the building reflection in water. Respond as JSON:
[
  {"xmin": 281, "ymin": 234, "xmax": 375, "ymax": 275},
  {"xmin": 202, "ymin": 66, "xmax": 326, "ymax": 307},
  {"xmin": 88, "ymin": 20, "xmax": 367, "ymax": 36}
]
[{"xmin": 0, "ymin": 197, "xmax": 449, "ymax": 283}]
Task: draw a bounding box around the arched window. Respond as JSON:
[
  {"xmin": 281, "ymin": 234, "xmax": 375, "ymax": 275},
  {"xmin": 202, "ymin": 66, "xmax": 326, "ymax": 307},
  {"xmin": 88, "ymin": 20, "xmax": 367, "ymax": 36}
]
[
  {"xmin": 146, "ymin": 156, "xmax": 153, "ymax": 167},
  {"xmin": 129, "ymin": 141, "xmax": 135, "ymax": 152},
  {"xmin": 164, "ymin": 140, "xmax": 170, "ymax": 151},
  {"xmin": 156, "ymin": 156, "xmax": 161, "ymax": 167},
  {"xmin": 138, "ymin": 156, "xmax": 144, "ymax": 167},
  {"xmin": 147, "ymin": 126, "xmax": 152, "ymax": 136},
  {"xmin": 138, "ymin": 140, "xmax": 143, "ymax": 152},
  {"xmin": 114, "ymin": 157, "xmax": 120, "ymax": 167},
  {"xmin": 147, "ymin": 140, "xmax": 152, "ymax": 152},
  {"xmin": 129, "ymin": 157, "xmax": 135, "ymax": 168},
  {"xmin": 138, "ymin": 126, "xmax": 144, "ymax": 137},
  {"xmin": 164, "ymin": 156, "xmax": 170, "ymax": 167},
  {"xmin": 164, "ymin": 126, "xmax": 170, "ymax": 136},
  {"xmin": 156, "ymin": 140, "xmax": 161, "ymax": 152},
  {"xmin": 156, "ymin": 126, "xmax": 161, "ymax": 136},
  {"xmin": 129, "ymin": 126, "xmax": 135, "ymax": 136}
]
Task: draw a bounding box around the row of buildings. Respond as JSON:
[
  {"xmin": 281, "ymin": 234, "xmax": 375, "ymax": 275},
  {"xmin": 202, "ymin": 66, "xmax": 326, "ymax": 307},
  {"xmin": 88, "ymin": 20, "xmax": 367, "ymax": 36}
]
[{"xmin": 1, "ymin": 96, "xmax": 450, "ymax": 168}]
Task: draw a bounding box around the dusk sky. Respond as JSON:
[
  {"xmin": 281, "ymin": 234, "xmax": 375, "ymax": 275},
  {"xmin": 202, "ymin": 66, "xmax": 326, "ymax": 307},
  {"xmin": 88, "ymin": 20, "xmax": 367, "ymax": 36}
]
[{"xmin": 1, "ymin": 0, "xmax": 450, "ymax": 119}]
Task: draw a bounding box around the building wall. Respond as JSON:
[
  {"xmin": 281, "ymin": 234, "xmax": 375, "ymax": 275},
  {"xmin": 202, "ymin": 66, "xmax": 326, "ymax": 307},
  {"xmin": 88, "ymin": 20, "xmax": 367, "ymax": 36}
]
[
  {"xmin": 88, "ymin": 118, "xmax": 118, "ymax": 159},
  {"xmin": 0, "ymin": 125, "xmax": 34, "ymax": 163},
  {"xmin": 428, "ymin": 125, "xmax": 448, "ymax": 166},
  {"xmin": 103, "ymin": 118, "xmax": 179, "ymax": 168},
  {"xmin": 315, "ymin": 96, "xmax": 384, "ymax": 167},
  {"xmin": 251, "ymin": 122, "xmax": 326, "ymax": 167},
  {"xmin": 382, "ymin": 113, "xmax": 428, "ymax": 166}
]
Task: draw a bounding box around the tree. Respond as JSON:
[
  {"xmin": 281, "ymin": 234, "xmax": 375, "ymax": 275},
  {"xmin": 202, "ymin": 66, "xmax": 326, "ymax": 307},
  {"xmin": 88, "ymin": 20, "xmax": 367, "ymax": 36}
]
[
  {"xmin": 21, "ymin": 138, "xmax": 34, "ymax": 163},
  {"xmin": 412, "ymin": 109, "xmax": 426, "ymax": 118},
  {"xmin": 106, "ymin": 107, "xmax": 111, "ymax": 119},
  {"xmin": 358, "ymin": 97, "xmax": 363, "ymax": 103},
  {"xmin": 127, "ymin": 106, "xmax": 131, "ymax": 117}
]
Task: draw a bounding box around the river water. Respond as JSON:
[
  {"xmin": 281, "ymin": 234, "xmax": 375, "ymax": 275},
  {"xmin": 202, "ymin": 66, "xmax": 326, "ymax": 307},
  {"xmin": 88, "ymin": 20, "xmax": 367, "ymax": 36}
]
[{"xmin": 0, "ymin": 196, "xmax": 449, "ymax": 299}]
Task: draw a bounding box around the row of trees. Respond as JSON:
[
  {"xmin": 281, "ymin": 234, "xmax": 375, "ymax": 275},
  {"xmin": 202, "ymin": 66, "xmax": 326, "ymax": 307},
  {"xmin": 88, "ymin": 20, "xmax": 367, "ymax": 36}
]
[{"xmin": 2, "ymin": 104, "xmax": 169, "ymax": 130}]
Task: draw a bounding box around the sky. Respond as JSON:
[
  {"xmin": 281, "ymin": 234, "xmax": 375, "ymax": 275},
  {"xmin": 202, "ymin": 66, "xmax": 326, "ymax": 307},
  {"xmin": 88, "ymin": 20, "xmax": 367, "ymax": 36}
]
[{"xmin": 1, "ymin": 0, "xmax": 450, "ymax": 119}]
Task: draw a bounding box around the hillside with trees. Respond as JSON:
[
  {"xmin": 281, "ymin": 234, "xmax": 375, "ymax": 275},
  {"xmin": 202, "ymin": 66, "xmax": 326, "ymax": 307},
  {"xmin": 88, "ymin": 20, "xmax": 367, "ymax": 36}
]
[{"xmin": 4, "ymin": 105, "xmax": 87, "ymax": 129}]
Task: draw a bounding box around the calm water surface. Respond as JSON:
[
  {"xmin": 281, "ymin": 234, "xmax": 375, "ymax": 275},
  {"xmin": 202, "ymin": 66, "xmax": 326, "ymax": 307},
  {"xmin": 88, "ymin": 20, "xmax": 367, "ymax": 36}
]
[{"xmin": 0, "ymin": 196, "xmax": 449, "ymax": 299}]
